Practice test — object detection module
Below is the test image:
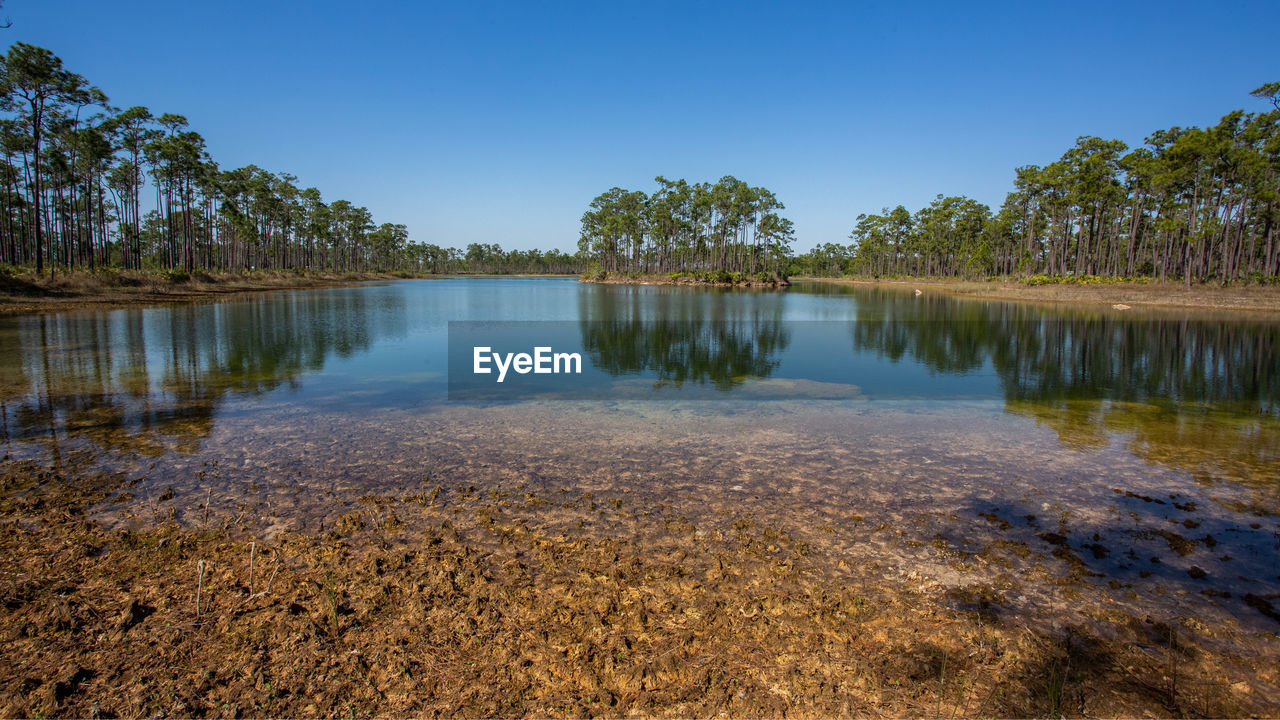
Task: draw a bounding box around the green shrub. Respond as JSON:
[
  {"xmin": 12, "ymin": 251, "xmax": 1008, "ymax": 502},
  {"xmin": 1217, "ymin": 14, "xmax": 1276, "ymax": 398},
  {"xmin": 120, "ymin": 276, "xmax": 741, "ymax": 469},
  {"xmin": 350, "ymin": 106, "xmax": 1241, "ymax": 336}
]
[{"xmin": 1022, "ymin": 273, "xmax": 1153, "ymax": 286}]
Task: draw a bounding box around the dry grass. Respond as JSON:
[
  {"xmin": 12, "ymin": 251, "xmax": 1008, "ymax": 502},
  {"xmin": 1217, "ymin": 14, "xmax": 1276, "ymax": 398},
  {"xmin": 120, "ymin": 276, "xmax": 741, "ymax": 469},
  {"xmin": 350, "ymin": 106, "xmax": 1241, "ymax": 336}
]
[
  {"xmin": 798, "ymin": 277, "xmax": 1280, "ymax": 313},
  {"xmin": 1, "ymin": 459, "xmax": 1274, "ymax": 717}
]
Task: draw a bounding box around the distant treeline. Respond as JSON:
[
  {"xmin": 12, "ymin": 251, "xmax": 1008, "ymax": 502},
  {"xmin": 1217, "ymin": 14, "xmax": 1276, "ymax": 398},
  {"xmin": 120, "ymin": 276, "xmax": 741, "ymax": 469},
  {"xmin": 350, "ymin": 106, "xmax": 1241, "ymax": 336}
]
[
  {"xmin": 409, "ymin": 243, "xmax": 584, "ymax": 275},
  {"xmin": 793, "ymin": 83, "xmax": 1280, "ymax": 284},
  {"xmin": 579, "ymin": 176, "xmax": 794, "ymax": 278}
]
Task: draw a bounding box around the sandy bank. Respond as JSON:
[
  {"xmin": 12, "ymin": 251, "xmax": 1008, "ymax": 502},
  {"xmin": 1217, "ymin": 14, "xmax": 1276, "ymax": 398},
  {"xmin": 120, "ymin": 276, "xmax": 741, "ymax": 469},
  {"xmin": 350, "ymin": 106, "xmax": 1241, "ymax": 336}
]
[{"xmin": 797, "ymin": 277, "xmax": 1280, "ymax": 313}]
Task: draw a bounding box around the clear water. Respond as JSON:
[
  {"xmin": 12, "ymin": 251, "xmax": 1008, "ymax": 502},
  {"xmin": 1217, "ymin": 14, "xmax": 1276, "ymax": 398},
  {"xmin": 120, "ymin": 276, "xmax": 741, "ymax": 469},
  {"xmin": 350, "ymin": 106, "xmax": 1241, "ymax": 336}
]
[{"xmin": 2, "ymin": 277, "xmax": 1278, "ymax": 635}]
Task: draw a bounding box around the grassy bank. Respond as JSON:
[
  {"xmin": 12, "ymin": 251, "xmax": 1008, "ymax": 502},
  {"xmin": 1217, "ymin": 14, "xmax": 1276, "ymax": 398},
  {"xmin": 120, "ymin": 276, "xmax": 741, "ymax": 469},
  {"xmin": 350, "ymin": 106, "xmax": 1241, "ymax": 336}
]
[
  {"xmin": 797, "ymin": 277, "xmax": 1280, "ymax": 313},
  {"xmin": 1, "ymin": 459, "xmax": 1274, "ymax": 718},
  {"xmin": 0, "ymin": 268, "xmax": 435, "ymax": 316},
  {"xmin": 580, "ymin": 271, "xmax": 789, "ymax": 288}
]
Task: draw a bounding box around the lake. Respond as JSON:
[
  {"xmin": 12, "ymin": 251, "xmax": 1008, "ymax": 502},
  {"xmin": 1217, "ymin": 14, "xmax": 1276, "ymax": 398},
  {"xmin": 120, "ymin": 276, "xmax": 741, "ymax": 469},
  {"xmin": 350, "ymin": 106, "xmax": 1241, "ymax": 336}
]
[{"xmin": 2, "ymin": 276, "xmax": 1278, "ymax": 637}]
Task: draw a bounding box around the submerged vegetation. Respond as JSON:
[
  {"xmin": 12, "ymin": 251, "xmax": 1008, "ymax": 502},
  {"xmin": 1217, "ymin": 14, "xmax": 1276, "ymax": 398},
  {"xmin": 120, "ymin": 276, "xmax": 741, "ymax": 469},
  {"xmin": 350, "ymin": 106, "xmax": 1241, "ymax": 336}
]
[
  {"xmin": 3, "ymin": 459, "xmax": 1275, "ymax": 717},
  {"xmin": 793, "ymin": 83, "xmax": 1280, "ymax": 285}
]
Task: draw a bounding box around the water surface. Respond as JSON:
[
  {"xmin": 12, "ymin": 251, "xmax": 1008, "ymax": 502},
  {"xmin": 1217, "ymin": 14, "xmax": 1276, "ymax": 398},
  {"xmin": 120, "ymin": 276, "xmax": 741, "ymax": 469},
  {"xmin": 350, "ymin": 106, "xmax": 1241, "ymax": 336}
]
[{"xmin": 2, "ymin": 277, "xmax": 1278, "ymax": 637}]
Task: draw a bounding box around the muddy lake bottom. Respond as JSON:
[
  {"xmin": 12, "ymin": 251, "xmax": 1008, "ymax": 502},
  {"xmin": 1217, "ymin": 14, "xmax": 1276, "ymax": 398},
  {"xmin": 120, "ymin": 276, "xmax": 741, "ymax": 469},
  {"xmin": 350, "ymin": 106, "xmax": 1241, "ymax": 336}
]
[{"xmin": 3, "ymin": 398, "xmax": 1279, "ymax": 717}]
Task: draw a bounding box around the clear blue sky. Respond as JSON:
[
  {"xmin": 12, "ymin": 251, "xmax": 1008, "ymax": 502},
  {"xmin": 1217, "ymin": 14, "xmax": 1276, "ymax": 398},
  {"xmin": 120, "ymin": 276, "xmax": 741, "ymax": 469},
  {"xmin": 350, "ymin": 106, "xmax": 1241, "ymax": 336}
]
[{"xmin": 7, "ymin": 0, "xmax": 1278, "ymax": 252}]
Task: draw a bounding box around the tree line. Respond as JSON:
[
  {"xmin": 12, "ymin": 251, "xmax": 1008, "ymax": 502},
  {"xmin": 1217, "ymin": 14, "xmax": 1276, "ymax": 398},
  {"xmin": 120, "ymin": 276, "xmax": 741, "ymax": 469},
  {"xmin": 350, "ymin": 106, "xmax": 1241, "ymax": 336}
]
[
  {"xmin": 408, "ymin": 243, "xmax": 584, "ymax": 274},
  {"xmin": 793, "ymin": 83, "xmax": 1280, "ymax": 284},
  {"xmin": 17, "ymin": 37, "xmax": 1270, "ymax": 285},
  {"xmin": 0, "ymin": 42, "xmax": 585, "ymax": 277},
  {"xmin": 0, "ymin": 42, "xmax": 420, "ymax": 274},
  {"xmin": 579, "ymin": 175, "xmax": 794, "ymax": 278}
]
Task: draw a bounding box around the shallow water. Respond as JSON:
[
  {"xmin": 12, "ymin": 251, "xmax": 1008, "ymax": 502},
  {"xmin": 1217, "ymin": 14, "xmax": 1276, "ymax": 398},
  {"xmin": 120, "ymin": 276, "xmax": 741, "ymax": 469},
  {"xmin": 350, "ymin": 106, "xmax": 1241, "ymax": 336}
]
[{"xmin": 2, "ymin": 277, "xmax": 1278, "ymax": 637}]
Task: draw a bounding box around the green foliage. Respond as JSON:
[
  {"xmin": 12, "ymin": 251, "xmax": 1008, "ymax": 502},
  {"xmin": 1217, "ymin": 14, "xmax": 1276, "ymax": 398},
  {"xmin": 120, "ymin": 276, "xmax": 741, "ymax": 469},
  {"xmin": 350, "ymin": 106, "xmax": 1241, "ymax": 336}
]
[
  {"xmin": 0, "ymin": 43, "xmax": 587, "ymax": 277},
  {"xmin": 579, "ymin": 175, "xmax": 793, "ymax": 277},
  {"xmin": 1021, "ymin": 274, "xmax": 1151, "ymax": 286},
  {"xmin": 829, "ymin": 84, "xmax": 1280, "ymax": 285},
  {"xmin": 1245, "ymin": 272, "xmax": 1280, "ymax": 286}
]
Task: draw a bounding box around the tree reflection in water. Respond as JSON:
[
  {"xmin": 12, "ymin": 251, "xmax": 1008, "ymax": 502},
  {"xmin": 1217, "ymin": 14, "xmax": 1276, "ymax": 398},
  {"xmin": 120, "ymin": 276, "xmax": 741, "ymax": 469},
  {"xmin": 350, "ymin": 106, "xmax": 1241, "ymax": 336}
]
[
  {"xmin": 0, "ymin": 290, "xmax": 406, "ymax": 459},
  {"xmin": 842, "ymin": 288, "xmax": 1280, "ymax": 480}
]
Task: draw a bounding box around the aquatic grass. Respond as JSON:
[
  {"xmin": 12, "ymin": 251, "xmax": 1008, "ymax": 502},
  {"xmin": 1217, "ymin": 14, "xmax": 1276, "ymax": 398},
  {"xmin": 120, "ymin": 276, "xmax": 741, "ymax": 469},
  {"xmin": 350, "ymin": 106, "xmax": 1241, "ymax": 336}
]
[
  {"xmin": 1164, "ymin": 627, "xmax": 1181, "ymax": 713},
  {"xmin": 324, "ymin": 573, "xmax": 340, "ymax": 636},
  {"xmin": 251, "ymin": 551, "xmax": 280, "ymax": 598},
  {"xmin": 936, "ymin": 650, "xmax": 947, "ymax": 718},
  {"xmin": 201, "ymin": 488, "xmax": 211, "ymax": 531},
  {"xmin": 195, "ymin": 559, "xmax": 206, "ymax": 617},
  {"xmin": 1044, "ymin": 660, "xmax": 1067, "ymax": 717},
  {"xmin": 247, "ymin": 541, "xmax": 256, "ymax": 595}
]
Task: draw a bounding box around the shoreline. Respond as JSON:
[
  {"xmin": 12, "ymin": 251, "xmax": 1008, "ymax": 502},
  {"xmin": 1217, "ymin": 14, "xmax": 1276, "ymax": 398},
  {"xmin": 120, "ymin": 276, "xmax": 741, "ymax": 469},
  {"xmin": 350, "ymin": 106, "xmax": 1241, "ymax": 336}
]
[
  {"xmin": 0, "ymin": 272, "xmax": 596, "ymax": 316},
  {"xmin": 2, "ymin": 457, "xmax": 1274, "ymax": 717},
  {"xmin": 580, "ymin": 272, "xmax": 790, "ymax": 289},
  {"xmin": 0, "ymin": 270, "xmax": 437, "ymax": 316},
  {"xmin": 796, "ymin": 277, "xmax": 1280, "ymax": 313},
  {"xmin": 14, "ymin": 271, "xmax": 1277, "ymax": 315}
]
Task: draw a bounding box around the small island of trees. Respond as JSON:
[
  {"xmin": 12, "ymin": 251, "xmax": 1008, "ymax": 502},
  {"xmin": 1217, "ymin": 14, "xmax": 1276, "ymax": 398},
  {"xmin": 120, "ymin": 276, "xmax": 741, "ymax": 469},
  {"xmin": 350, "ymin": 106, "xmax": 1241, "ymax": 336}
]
[{"xmin": 578, "ymin": 175, "xmax": 794, "ymax": 284}]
